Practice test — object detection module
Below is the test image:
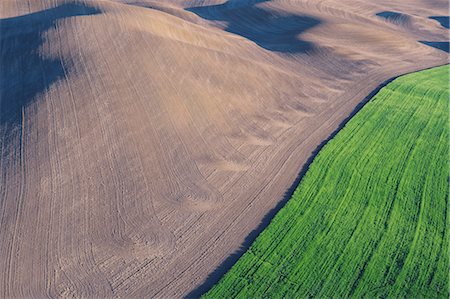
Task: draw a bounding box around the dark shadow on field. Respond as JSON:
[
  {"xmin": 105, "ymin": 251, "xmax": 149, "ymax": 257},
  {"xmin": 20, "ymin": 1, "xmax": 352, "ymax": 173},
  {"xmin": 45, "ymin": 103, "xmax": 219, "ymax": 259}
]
[
  {"xmin": 419, "ymin": 41, "xmax": 450, "ymax": 53},
  {"xmin": 430, "ymin": 16, "xmax": 449, "ymax": 29},
  {"xmin": 0, "ymin": 3, "xmax": 100, "ymax": 129},
  {"xmin": 376, "ymin": 11, "xmax": 410, "ymax": 23},
  {"xmin": 187, "ymin": 0, "xmax": 321, "ymax": 53},
  {"xmin": 185, "ymin": 66, "xmax": 450, "ymax": 298}
]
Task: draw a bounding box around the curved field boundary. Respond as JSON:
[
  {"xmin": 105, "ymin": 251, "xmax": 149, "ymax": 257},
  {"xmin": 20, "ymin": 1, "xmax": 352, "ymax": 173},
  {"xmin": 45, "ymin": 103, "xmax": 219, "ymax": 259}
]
[{"xmin": 203, "ymin": 65, "xmax": 449, "ymax": 298}]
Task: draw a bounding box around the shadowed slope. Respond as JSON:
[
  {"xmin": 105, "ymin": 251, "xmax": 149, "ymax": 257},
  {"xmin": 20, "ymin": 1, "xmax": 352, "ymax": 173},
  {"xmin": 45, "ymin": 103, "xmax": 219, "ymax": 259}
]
[
  {"xmin": 376, "ymin": 11, "xmax": 411, "ymax": 24},
  {"xmin": 430, "ymin": 16, "xmax": 449, "ymax": 29},
  {"xmin": 419, "ymin": 41, "xmax": 450, "ymax": 53},
  {"xmin": 0, "ymin": 3, "xmax": 100, "ymax": 128},
  {"xmin": 188, "ymin": 0, "xmax": 320, "ymax": 53}
]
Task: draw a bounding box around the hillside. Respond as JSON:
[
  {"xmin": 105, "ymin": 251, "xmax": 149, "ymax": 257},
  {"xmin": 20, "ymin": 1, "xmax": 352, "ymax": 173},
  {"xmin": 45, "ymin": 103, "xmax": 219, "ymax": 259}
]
[{"xmin": 0, "ymin": 0, "xmax": 448, "ymax": 297}]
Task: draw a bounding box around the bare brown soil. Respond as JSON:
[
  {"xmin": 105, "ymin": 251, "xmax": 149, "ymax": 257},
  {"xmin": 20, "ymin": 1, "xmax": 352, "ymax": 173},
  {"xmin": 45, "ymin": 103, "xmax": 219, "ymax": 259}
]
[{"xmin": 0, "ymin": 0, "xmax": 448, "ymax": 297}]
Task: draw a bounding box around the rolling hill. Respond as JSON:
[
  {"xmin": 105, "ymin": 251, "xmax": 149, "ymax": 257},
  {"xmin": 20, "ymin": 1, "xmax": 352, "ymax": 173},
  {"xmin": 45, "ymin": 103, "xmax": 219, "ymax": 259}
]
[{"xmin": 0, "ymin": 0, "xmax": 448, "ymax": 297}]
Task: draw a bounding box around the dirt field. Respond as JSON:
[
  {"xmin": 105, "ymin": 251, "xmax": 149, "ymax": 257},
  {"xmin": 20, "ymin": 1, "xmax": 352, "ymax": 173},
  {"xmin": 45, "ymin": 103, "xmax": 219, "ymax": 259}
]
[{"xmin": 0, "ymin": 0, "xmax": 448, "ymax": 297}]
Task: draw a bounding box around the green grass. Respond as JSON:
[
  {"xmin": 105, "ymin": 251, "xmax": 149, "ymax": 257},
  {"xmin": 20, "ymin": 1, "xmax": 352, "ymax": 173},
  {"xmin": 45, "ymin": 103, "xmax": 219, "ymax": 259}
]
[{"xmin": 204, "ymin": 65, "xmax": 449, "ymax": 298}]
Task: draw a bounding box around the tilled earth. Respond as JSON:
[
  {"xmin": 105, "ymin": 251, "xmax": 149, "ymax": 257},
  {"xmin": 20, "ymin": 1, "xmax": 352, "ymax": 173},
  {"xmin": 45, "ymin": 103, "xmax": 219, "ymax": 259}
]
[{"xmin": 0, "ymin": 0, "xmax": 448, "ymax": 297}]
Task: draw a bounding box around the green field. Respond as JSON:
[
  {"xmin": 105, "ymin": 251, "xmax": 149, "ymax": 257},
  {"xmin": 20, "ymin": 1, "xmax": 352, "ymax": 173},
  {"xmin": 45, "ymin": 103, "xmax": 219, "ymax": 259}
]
[{"xmin": 204, "ymin": 65, "xmax": 449, "ymax": 298}]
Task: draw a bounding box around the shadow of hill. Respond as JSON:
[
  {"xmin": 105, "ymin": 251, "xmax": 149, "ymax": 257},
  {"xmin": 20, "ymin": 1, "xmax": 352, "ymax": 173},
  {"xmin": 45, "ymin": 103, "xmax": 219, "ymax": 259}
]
[
  {"xmin": 187, "ymin": 0, "xmax": 320, "ymax": 53},
  {"xmin": 419, "ymin": 41, "xmax": 450, "ymax": 53},
  {"xmin": 0, "ymin": 3, "xmax": 100, "ymax": 129},
  {"xmin": 430, "ymin": 16, "xmax": 449, "ymax": 29},
  {"xmin": 376, "ymin": 11, "xmax": 411, "ymax": 24}
]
